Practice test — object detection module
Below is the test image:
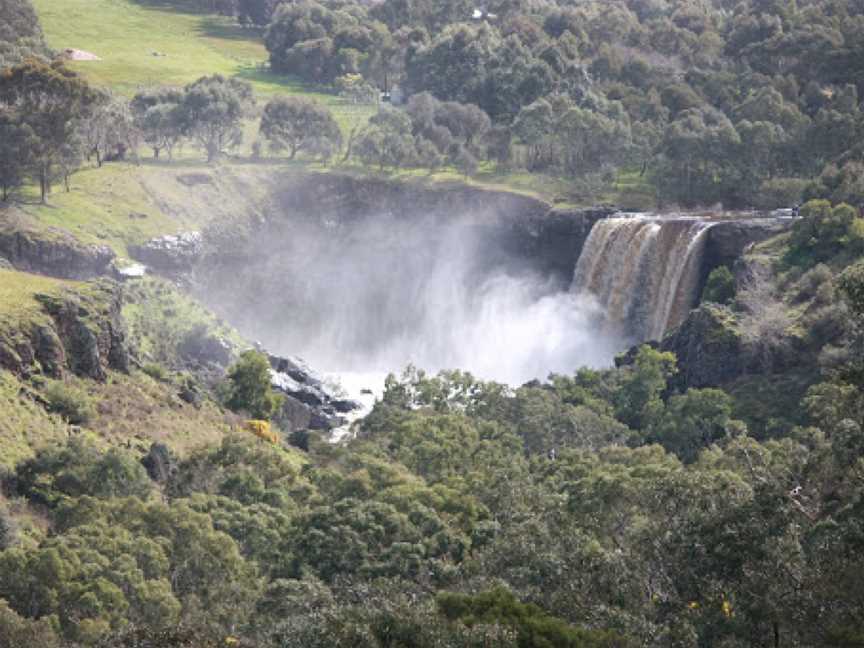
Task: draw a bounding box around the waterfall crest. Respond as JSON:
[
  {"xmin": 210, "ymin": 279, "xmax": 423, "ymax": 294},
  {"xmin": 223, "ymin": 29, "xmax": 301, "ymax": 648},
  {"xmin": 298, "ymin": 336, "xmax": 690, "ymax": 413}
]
[{"xmin": 571, "ymin": 216, "xmax": 713, "ymax": 341}]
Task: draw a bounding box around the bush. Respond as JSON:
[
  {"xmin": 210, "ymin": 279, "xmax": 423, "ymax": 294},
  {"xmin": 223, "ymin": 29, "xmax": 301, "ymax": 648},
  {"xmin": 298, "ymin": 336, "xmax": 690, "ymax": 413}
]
[
  {"xmin": 795, "ymin": 263, "xmax": 833, "ymax": 303},
  {"xmin": 702, "ymin": 266, "xmax": 736, "ymax": 304},
  {"xmin": 437, "ymin": 587, "xmax": 625, "ymax": 647},
  {"xmin": 0, "ymin": 507, "xmax": 17, "ymax": 549},
  {"xmin": 225, "ymin": 351, "xmax": 283, "ymax": 420},
  {"xmin": 789, "ymin": 200, "xmax": 862, "ymax": 265},
  {"xmin": 15, "ymin": 438, "xmax": 153, "ymax": 504},
  {"xmin": 44, "ymin": 380, "xmax": 96, "ymax": 425},
  {"xmin": 142, "ymin": 363, "xmax": 169, "ymax": 381},
  {"xmin": 838, "ymin": 261, "xmax": 864, "ymax": 317}
]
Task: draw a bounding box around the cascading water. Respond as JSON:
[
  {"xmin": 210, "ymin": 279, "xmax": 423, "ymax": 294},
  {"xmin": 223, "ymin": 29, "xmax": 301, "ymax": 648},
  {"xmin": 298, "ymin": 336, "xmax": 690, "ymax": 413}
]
[{"xmin": 571, "ymin": 215, "xmax": 714, "ymax": 341}]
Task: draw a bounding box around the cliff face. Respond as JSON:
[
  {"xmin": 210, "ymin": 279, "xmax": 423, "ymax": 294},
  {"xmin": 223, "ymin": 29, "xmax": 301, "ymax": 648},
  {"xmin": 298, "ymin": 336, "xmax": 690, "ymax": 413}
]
[
  {"xmin": 0, "ymin": 220, "xmax": 115, "ymax": 280},
  {"xmin": 703, "ymin": 218, "xmax": 791, "ymax": 276},
  {"xmin": 0, "ymin": 281, "xmax": 129, "ymax": 381},
  {"xmin": 186, "ymin": 171, "xmax": 618, "ymax": 289}
]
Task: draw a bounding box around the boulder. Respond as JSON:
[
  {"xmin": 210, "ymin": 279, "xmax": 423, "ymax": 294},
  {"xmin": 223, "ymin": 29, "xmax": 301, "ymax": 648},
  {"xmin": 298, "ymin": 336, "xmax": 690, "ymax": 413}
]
[
  {"xmin": 129, "ymin": 232, "xmax": 202, "ymax": 274},
  {"xmin": 141, "ymin": 443, "xmax": 176, "ymax": 483},
  {"xmin": 704, "ymin": 218, "xmax": 790, "ymax": 272},
  {"xmin": 178, "ymin": 328, "xmax": 235, "ymax": 368},
  {"xmin": 267, "ymin": 353, "xmax": 360, "ymax": 432}
]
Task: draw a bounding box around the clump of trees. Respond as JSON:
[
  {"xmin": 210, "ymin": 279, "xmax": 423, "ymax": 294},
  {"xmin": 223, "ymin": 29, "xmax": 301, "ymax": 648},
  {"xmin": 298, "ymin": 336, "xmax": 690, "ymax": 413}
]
[
  {"xmin": 120, "ymin": 0, "xmax": 864, "ymax": 207},
  {"xmin": 0, "ymin": 60, "xmax": 100, "ymax": 202},
  {"xmin": 259, "ymin": 96, "xmax": 342, "ymax": 159},
  {"xmin": 238, "ymin": 0, "xmax": 864, "ymax": 207},
  {"xmin": 1, "ymin": 66, "xmax": 328, "ymax": 201},
  {"xmin": 349, "ymin": 94, "xmax": 496, "ymax": 175},
  {"xmin": 3, "ymin": 306, "xmax": 864, "ymax": 646}
]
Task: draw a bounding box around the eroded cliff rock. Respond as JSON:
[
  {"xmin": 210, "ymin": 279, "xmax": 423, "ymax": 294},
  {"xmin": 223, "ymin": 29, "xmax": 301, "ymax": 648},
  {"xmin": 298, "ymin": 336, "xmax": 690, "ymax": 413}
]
[
  {"xmin": 0, "ymin": 281, "xmax": 129, "ymax": 381},
  {"xmin": 0, "ymin": 223, "xmax": 115, "ymax": 279},
  {"xmin": 660, "ymin": 303, "xmax": 745, "ymax": 389}
]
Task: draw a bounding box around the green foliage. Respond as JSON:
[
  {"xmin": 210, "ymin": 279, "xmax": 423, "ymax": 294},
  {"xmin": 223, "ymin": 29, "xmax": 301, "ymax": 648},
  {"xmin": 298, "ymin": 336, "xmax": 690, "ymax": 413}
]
[
  {"xmin": 614, "ymin": 345, "xmax": 677, "ymax": 431},
  {"xmin": 0, "ymin": 60, "xmax": 99, "ymax": 202},
  {"xmin": 789, "ymin": 200, "xmax": 864, "ymax": 265},
  {"xmin": 702, "ymin": 266, "xmax": 736, "ymax": 305},
  {"xmin": 437, "ymin": 587, "xmax": 625, "ymax": 648},
  {"xmin": 130, "ymin": 88, "xmax": 186, "ymax": 160},
  {"xmin": 0, "ymin": 0, "xmax": 49, "ymax": 68},
  {"xmin": 43, "ymin": 380, "xmax": 96, "ymax": 425},
  {"xmin": 838, "ymin": 261, "xmax": 864, "ymax": 319},
  {"xmin": 0, "ymin": 598, "xmax": 59, "ymax": 648},
  {"xmin": 15, "ymin": 438, "xmax": 152, "ymax": 506},
  {"xmin": 0, "ymin": 508, "xmax": 17, "ymax": 551},
  {"xmin": 224, "ymin": 350, "xmax": 283, "ymax": 420},
  {"xmin": 649, "ymin": 388, "xmax": 735, "ymax": 463},
  {"xmin": 260, "ymin": 96, "xmax": 342, "ymax": 159},
  {"xmin": 179, "ymin": 74, "xmax": 254, "ymax": 162},
  {"xmin": 264, "ymin": 0, "xmax": 391, "ymax": 84}
]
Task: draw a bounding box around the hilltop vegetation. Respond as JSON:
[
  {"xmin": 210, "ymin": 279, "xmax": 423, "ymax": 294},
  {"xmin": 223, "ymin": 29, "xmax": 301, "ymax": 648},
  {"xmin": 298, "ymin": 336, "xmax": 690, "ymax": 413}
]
[{"xmin": 3, "ymin": 0, "xmax": 860, "ymax": 208}]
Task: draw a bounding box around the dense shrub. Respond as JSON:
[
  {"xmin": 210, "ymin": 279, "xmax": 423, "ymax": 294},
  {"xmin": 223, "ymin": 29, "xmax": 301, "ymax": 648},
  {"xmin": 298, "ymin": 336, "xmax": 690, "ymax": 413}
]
[
  {"xmin": 437, "ymin": 587, "xmax": 626, "ymax": 648},
  {"xmin": 789, "ymin": 200, "xmax": 864, "ymax": 265},
  {"xmin": 44, "ymin": 380, "xmax": 96, "ymax": 425},
  {"xmin": 224, "ymin": 350, "xmax": 283, "ymax": 420},
  {"xmin": 0, "ymin": 0, "xmax": 49, "ymax": 68},
  {"xmin": 702, "ymin": 266, "xmax": 736, "ymax": 305}
]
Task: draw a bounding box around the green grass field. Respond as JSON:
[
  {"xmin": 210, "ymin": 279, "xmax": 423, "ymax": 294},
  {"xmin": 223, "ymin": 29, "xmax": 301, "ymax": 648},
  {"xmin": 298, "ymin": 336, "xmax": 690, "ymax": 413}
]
[{"xmin": 31, "ymin": 0, "xmax": 374, "ymax": 134}]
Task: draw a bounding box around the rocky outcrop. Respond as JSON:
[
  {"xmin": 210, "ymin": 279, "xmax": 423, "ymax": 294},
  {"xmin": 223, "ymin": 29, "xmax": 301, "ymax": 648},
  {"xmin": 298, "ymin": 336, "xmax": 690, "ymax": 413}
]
[
  {"xmin": 503, "ymin": 206, "xmax": 617, "ymax": 287},
  {"xmin": 0, "ymin": 225, "xmax": 115, "ymax": 279},
  {"xmin": 660, "ymin": 303, "xmax": 745, "ymax": 389},
  {"xmin": 704, "ymin": 218, "xmax": 791, "ymax": 273},
  {"xmin": 129, "ymin": 232, "xmax": 202, "ymax": 274},
  {"xmin": 141, "ymin": 443, "xmax": 177, "ymax": 483},
  {"xmin": 268, "ymin": 354, "xmax": 361, "ymax": 432},
  {"xmin": 0, "ymin": 281, "xmax": 129, "ymax": 381},
  {"xmin": 178, "ymin": 327, "xmax": 234, "ymax": 368}
]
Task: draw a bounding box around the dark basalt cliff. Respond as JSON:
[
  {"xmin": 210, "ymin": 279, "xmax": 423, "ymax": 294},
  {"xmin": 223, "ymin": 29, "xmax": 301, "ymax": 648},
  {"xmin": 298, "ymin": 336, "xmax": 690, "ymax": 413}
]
[
  {"xmin": 0, "ymin": 281, "xmax": 129, "ymax": 381},
  {"xmin": 0, "ymin": 219, "xmax": 115, "ymax": 280}
]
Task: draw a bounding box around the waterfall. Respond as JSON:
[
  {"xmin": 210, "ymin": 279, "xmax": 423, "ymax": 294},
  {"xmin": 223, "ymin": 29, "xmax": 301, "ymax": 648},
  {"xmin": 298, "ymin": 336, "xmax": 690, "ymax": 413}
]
[{"xmin": 571, "ymin": 215, "xmax": 713, "ymax": 341}]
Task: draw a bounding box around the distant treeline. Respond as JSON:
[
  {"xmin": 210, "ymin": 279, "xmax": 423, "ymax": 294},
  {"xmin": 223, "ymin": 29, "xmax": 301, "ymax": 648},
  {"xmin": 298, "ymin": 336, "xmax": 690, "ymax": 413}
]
[
  {"xmin": 181, "ymin": 0, "xmax": 864, "ymax": 208},
  {"xmin": 3, "ymin": 0, "xmax": 864, "ymax": 206}
]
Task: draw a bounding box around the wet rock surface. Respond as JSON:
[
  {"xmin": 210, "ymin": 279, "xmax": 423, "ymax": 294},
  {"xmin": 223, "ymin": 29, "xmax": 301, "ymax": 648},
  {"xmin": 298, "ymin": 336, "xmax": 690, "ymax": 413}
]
[
  {"xmin": 267, "ymin": 353, "xmax": 361, "ymax": 433},
  {"xmin": 704, "ymin": 218, "xmax": 791, "ymax": 274},
  {"xmin": 129, "ymin": 231, "xmax": 202, "ymax": 274}
]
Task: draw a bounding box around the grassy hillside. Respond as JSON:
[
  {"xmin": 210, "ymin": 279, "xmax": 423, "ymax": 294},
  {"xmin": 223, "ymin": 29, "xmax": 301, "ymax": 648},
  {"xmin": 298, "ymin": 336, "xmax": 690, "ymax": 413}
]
[
  {"xmin": 11, "ymin": 161, "xmax": 292, "ymax": 256},
  {"xmin": 0, "ymin": 268, "xmax": 76, "ymax": 318},
  {"xmin": 0, "ymin": 268, "xmax": 282, "ymax": 468}
]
